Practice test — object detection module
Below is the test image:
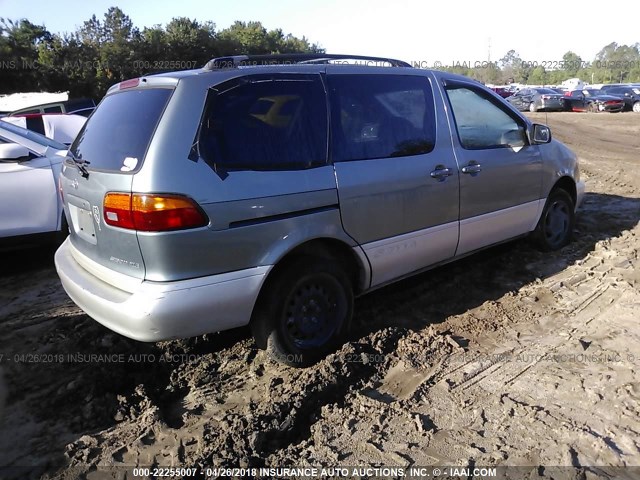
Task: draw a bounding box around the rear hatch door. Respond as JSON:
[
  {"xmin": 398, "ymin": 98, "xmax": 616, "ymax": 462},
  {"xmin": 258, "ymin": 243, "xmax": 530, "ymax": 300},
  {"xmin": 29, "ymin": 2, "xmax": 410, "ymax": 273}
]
[{"xmin": 61, "ymin": 85, "xmax": 174, "ymax": 281}]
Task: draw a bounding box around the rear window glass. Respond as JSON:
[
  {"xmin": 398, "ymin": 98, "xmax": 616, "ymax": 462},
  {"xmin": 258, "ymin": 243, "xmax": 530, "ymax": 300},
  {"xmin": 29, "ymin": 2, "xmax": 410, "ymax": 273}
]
[
  {"xmin": 327, "ymin": 75, "xmax": 436, "ymax": 162},
  {"xmin": 70, "ymin": 88, "xmax": 172, "ymax": 172},
  {"xmin": 198, "ymin": 74, "xmax": 327, "ymax": 171}
]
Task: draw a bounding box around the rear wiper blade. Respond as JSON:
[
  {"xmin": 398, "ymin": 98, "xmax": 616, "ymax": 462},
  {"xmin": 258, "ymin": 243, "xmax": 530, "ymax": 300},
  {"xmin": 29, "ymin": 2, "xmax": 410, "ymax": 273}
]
[{"xmin": 67, "ymin": 151, "xmax": 91, "ymax": 179}]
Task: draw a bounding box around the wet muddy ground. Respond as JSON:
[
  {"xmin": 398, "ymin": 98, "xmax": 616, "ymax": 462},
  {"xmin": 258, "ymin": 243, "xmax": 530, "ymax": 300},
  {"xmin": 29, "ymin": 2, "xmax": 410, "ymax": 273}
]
[{"xmin": 0, "ymin": 112, "xmax": 639, "ymax": 479}]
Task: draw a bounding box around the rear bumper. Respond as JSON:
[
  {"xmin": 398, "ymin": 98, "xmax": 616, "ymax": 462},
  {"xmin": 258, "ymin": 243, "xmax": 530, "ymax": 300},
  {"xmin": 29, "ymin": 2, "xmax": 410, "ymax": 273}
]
[
  {"xmin": 602, "ymin": 105, "xmax": 624, "ymax": 112},
  {"xmin": 54, "ymin": 238, "xmax": 271, "ymax": 342},
  {"xmin": 539, "ymin": 101, "xmax": 564, "ymax": 111}
]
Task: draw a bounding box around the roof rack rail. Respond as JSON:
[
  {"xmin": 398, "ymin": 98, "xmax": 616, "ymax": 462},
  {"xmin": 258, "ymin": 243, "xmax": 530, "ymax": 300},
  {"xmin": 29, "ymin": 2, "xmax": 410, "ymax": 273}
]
[{"xmin": 203, "ymin": 53, "xmax": 412, "ymax": 70}]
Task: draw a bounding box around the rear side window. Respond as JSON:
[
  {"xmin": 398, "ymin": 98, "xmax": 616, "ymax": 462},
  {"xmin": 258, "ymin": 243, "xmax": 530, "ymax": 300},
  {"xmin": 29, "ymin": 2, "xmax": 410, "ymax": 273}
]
[
  {"xmin": 328, "ymin": 75, "xmax": 436, "ymax": 162},
  {"xmin": 43, "ymin": 105, "xmax": 63, "ymax": 113},
  {"xmin": 70, "ymin": 88, "xmax": 172, "ymax": 172},
  {"xmin": 25, "ymin": 116, "xmax": 46, "ymax": 135},
  {"xmin": 197, "ymin": 74, "xmax": 327, "ymax": 171}
]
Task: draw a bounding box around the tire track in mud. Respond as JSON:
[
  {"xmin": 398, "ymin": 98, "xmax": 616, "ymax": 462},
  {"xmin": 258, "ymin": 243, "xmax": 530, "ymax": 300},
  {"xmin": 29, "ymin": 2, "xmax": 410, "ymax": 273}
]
[
  {"xmin": 282, "ymin": 204, "xmax": 640, "ymax": 467},
  {"xmin": 3, "ymin": 113, "xmax": 640, "ymax": 476},
  {"xmin": 51, "ymin": 330, "xmax": 406, "ymax": 476}
]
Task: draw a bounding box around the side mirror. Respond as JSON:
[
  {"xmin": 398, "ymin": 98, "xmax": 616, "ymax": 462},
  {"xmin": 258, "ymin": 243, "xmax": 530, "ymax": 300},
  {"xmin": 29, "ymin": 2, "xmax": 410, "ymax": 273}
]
[
  {"xmin": 531, "ymin": 124, "xmax": 551, "ymax": 144},
  {"xmin": 0, "ymin": 143, "xmax": 30, "ymax": 161}
]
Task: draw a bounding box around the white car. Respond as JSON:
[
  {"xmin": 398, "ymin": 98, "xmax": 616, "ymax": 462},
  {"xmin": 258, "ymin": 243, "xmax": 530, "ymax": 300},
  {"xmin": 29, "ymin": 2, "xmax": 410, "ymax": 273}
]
[
  {"xmin": 1, "ymin": 114, "xmax": 87, "ymax": 145},
  {"xmin": 0, "ymin": 121, "xmax": 68, "ymax": 250}
]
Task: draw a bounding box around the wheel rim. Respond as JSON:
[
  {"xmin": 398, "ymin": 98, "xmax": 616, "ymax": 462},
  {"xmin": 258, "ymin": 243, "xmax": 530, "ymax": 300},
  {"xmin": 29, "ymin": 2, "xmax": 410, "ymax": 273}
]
[
  {"xmin": 283, "ymin": 274, "xmax": 344, "ymax": 349},
  {"xmin": 634, "ymin": 103, "xmax": 640, "ymax": 113},
  {"xmin": 544, "ymin": 200, "xmax": 570, "ymax": 247}
]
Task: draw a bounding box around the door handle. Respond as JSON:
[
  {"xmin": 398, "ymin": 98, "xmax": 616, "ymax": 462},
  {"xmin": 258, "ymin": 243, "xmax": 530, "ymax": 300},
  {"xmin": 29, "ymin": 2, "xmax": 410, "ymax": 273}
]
[
  {"xmin": 461, "ymin": 161, "xmax": 482, "ymax": 175},
  {"xmin": 430, "ymin": 165, "xmax": 453, "ymax": 181}
]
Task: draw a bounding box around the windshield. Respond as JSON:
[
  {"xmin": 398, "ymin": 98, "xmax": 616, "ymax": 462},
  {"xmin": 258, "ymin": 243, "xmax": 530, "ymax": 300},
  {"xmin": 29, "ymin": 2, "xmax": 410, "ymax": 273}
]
[
  {"xmin": 0, "ymin": 119, "xmax": 67, "ymax": 150},
  {"xmin": 69, "ymin": 88, "xmax": 172, "ymax": 172}
]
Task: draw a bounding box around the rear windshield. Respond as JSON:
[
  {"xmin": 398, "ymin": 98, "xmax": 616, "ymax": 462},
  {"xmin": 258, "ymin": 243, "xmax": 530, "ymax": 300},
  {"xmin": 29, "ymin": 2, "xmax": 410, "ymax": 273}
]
[{"xmin": 70, "ymin": 88, "xmax": 172, "ymax": 172}]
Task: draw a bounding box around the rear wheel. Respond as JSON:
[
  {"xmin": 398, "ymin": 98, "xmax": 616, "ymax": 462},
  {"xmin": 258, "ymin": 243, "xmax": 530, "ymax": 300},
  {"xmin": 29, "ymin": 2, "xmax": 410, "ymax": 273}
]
[
  {"xmin": 251, "ymin": 257, "xmax": 353, "ymax": 367},
  {"xmin": 633, "ymin": 101, "xmax": 640, "ymax": 113},
  {"xmin": 533, "ymin": 189, "xmax": 575, "ymax": 251}
]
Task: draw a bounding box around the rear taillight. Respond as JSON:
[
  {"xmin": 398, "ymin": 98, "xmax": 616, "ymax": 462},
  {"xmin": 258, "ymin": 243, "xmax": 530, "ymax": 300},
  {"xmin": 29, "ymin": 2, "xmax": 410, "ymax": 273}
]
[
  {"xmin": 103, "ymin": 193, "xmax": 208, "ymax": 231},
  {"xmin": 104, "ymin": 193, "xmax": 135, "ymax": 229}
]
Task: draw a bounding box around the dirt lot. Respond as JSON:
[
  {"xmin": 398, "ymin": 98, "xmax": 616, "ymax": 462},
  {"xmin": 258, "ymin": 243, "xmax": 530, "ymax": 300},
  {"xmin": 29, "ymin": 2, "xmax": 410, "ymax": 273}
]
[{"xmin": 0, "ymin": 112, "xmax": 639, "ymax": 479}]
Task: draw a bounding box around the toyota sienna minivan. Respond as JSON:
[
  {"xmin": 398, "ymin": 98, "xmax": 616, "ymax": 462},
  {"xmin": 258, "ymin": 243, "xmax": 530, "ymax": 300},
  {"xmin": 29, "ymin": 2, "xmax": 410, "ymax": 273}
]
[{"xmin": 55, "ymin": 54, "xmax": 585, "ymax": 366}]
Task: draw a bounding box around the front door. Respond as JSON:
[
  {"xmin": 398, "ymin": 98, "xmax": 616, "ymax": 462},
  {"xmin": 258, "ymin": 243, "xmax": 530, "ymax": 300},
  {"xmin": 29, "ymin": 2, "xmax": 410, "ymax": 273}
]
[
  {"xmin": 443, "ymin": 82, "xmax": 542, "ymax": 256},
  {"xmin": 327, "ymin": 69, "xmax": 460, "ymax": 287}
]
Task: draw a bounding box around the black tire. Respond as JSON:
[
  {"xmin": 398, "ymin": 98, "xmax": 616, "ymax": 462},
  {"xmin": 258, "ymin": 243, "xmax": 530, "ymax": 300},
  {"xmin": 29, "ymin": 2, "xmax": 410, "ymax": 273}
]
[
  {"xmin": 251, "ymin": 257, "xmax": 353, "ymax": 367},
  {"xmin": 533, "ymin": 189, "xmax": 575, "ymax": 251}
]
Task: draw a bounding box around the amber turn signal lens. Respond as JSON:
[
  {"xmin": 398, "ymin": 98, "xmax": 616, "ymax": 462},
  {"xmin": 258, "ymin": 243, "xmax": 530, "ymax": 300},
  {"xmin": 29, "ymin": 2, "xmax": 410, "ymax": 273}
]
[{"xmin": 104, "ymin": 193, "xmax": 208, "ymax": 231}]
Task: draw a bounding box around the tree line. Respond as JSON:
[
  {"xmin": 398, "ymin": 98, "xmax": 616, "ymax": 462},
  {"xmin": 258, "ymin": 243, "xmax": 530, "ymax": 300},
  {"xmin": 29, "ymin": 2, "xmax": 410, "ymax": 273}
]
[
  {"xmin": 439, "ymin": 46, "xmax": 640, "ymax": 85},
  {"xmin": 0, "ymin": 7, "xmax": 322, "ymax": 98},
  {"xmin": 1, "ymin": 7, "xmax": 639, "ymax": 100}
]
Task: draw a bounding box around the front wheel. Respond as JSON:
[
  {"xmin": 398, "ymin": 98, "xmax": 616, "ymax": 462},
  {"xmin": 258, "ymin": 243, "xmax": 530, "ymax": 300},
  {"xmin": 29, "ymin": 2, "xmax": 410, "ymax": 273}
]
[
  {"xmin": 529, "ymin": 102, "xmax": 538, "ymax": 112},
  {"xmin": 532, "ymin": 189, "xmax": 575, "ymax": 251},
  {"xmin": 251, "ymin": 258, "xmax": 353, "ymax": 367},
  {"xmin": 633, "ymin": 101, "xmax": 640, "ymax": 113}
]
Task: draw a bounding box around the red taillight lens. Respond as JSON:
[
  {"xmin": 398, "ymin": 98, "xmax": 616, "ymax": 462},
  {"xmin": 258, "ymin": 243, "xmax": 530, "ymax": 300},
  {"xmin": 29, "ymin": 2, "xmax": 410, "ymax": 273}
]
[
  {"xmin": 132, "ymin": 195, "xmax": 208, "ymax": 231},
  {"xmin": 564, "ymin": 91, "xmax": 571, "ymax": 96},
  {"xmin": 104, "ymin": 193, "xmax": 207, "ymax": 231},
  {"xmin": 104, "ymin": 193, "xmax": 135, "ymax": 229}
]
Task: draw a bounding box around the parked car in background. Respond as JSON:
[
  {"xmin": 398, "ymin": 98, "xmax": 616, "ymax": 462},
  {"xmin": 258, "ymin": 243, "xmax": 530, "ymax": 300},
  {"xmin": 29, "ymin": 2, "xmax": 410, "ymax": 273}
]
[
  {"xmin": 506, "ymin": 88, "xmax": 565, "ymax": 112},
  {"xmin": 599, "ymin": 84, "xmax": 629, "ymax": 92},
  {"xmin": 1, "ymin": 113, "xmax": 87, "ymax": 145},
  {"xmin": 563, "ymin": 89, "xmax": 625, "ymax": 112},
  {"xmin": 489, "ymin": 87, "xmax": 513, "ymax": 98},
  {"xmin": 604, "ymin": 86, "xmax": 640, "ymax": 112},
  {"xmin": 55, "ymin": 53, "xmax": 585, "ymax": 367},
  {"xmin": 0, "ymin": 121, "xmax": 68, "ymax": 251},
  {"xmin": 9, "ymin": 98, "xmax": 95, "ymax": 116}
]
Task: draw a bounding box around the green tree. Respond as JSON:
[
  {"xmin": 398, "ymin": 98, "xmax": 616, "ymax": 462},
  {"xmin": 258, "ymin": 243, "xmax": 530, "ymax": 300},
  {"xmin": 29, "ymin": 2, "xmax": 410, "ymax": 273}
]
[
  {"xmin": 561, "ymin": 51, "xmax": 583, "ymax": 78},
  {"xmin": 0, "ymin": 18, "xmax": 53, "ymax": 93},
  {"xmin": 527, "ymin": 66, "xmax": 547, "ymax": 85},
  {"xmin": 594, "ymin": 42, "xmax": 640, "ymax": 83}
]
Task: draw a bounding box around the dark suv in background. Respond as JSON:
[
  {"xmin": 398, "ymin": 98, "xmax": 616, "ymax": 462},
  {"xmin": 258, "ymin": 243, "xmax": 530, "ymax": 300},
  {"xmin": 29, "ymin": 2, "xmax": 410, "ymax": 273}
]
[
  {"xmin": 55, "ymin": 54, "xmax": 584, "ymax": 366},
  {"xmin": 604, "ymin": 86, "xmax": 640, "ymax": 112}
]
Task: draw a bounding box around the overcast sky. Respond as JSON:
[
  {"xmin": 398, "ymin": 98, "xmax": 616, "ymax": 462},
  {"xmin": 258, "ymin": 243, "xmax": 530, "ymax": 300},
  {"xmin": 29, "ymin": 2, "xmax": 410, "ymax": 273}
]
[{"xmin": 1, "ymin": 0, "xmax": 637, "ymax": 66}]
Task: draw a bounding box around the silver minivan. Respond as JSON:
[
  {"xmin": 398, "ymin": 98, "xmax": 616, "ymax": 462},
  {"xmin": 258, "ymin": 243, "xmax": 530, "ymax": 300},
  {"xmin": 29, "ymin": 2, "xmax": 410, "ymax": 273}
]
[{"xmin": 55, "ymin": 54, "xmax": 585, "ymax": 366}]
